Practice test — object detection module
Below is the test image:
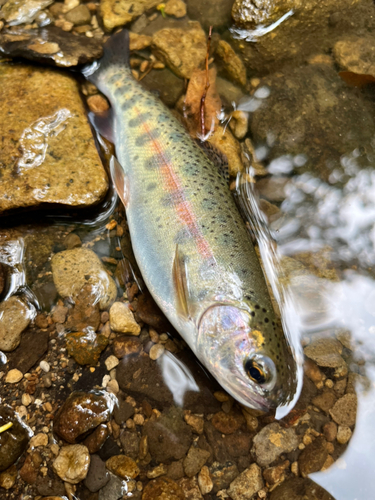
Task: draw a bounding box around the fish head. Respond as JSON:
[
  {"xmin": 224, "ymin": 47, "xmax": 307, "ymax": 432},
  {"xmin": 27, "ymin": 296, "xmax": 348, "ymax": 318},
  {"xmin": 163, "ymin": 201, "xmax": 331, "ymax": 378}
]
[{"xmin": 197, "ymin": 303, "xmax": 299, "ymax": 412}]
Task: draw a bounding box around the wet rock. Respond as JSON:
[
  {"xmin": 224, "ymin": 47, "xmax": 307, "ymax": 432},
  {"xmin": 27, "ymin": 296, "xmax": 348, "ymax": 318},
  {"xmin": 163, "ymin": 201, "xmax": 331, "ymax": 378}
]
[
  {"xmin": 211, "ymin": 410, "xmax": 245, "ymax": 434},
  {"xmin": 141, "ymin": 68, "xmax": 184, "ymax": 108},
  {"xmin": 129, "ymin": 32, "xmax": 152, "ymax": 50},
  {"xmin": 164, "ymin": 0, "xmax": 187, "ymax": 18},
  {"xmin": 66, "ymin": 330, "xmax": 109, "ymax": 366},
  {"xmin": 19, "ymin": 451, "xmax": 43, "ymax": 484},
  {"xmin": 142, "ymin": 476, "xmax": 185, "ymax": 500},
  {"xmin": 323, "ymin": 421, "xmax": 337, "ymax": 442},
  {"xmin": 0, "ymin": 63, "xmax": 107, "ymax": 213},
  {"xmin": 98, "ymin": 436, "xmax": 122, "ymax": 461},
  {"xmin": 167, "ymin": 460, "xmax": 184, "ymax": 481},
  {"xmin": 0, "ymin": 405, "xmax": 30, "ymax": 472},
  {"xmin": 252, "ymin": 422, "xmax": 299, "ymax": 467},
  {"xmin": 36, "ymin": 475, "xmax": 66, "ymax": 497},
  {"xmin": 186, "ymin": 0, "xmax": 233, "ymax": 29},
  {"xmin": 333, "ymin": 35, "xmax": 375, "ymax": 77},
  {"xmin": 228, "ymin": 463, "xmax": 263, "ymax": 500},
  {"xmin": 223, "ymin": 431, "xmax": 252, "ymax": 458},
  {"xmin": 0, "ymin": 465, "xmax": 17, "ymax": 490},
  {"xmin": 114, "ymin": 394, "xmax": 135, "ymax": 425},
  {"xmin": 269, "ymin": 477, "xmax": 335, "ymax": 500},
  {"xmin": 204, "ymin": 421, "xmax": 229, "ymax": 463},
  {"xmin": 99, "ymin": 0, "xmax": 159, "ymax": 32},
  {"xmin": 135, "ymin": 291, "xmax": 171, "ymax": 331},
  {"xmin": 53, "ymin": 444, "xmax": 90, "ymax": 484},
  {"xmin": 65, "ymin": 4, "xmax": 91, "ymax": 25},
  {"xmin": 0, "ymin": 0, "xmax": 53, "ymax": 25},
  {"xmin": 298, "ymin": 437, "xmax": 328, "ymax": 477},
  {"xmin": 209, "ymin": 461, "xmax": 239, "ymax": 493},
  {"xmin": 208, "ymin": 125, "xmax": 243, "ymax": 177},
  {"xmin": 183, "ymin": 445, "xmax": 210, "ymax": 477},
  {"xmin": 54, "ymin": 391, "xmax": 114, "ymax": 444},
  {"xmin": 84, "ymin": 455, "xmax": 110, "ymax": 493},
  {"xmin": 143, "ymin": 407, "xmax": 192, "ymax": 463},
  {"xmin": 184, "ymin": 413, "xmax": 204, "ymax": 435},
  {"xmin": 106, "ymin": 455, "xmax": 140, "ymax": 479},
  {"xmin": 256, "ymin": 176, "xmax": 289, "ymax": 202},
  {"xmin": 5, "ymin": 368, "xmax": 23, "ymax": 384},
  {"xmin": 7, "ymin": 327, "xmax": 49, "ymax": 373},
  {"xmin": 304, "ymin": 338, "xmax": 345, "ymax": 369},
  {"xmin": 178, "ymin": 476, "xmax": 203, "ymax": 499},
  {"xmin": 64, "ymin": 233, "xmax": 82, "ymax": 250},
  {"xmin": 312, "ymin": 390, "xmax": 337, "ymax": 413},
  {"xmin": 197, "ymin": 465, "xmax": 212, "ymax": 494},
  {"xmin": 0, "ymin": 296, "xmax": 32, "ymax": 352},
  {"xmin": 263, "ymin": 460, "xmax": 290, "ymax": 486},
  {"xmin": 216, "ymin": 40, "xmax": 246, "ymax": 87},
  {"xmin": 329, "ymin": 393, "xmax": 357, "ymax": 427},
  {"xmin": 99, "ymin": 473, "xmax": 126, "ymax": 499},
  {"xmin": 52, "ymin": 248, "xmax": 117, "ymax": 310},
  {"xmin": 83, "ymin": 424, "xmax": 109, "ymax": 454},
  {"xmin": 110, "ymin": 302, "xmax": 140, "ymax": 335},
  {"xmin": 149, "ymin": 343, "xmax": 165, "ymax": 360},
  {"xmin": 231, "ymin": 0, "xmax": 295, "ymax": 28},
  {"xmin": 65, "ymin": 285, "xmax": 101, "ymax": 332},
  {"xmin": 151, "ymin": 21, "xmax": 206, "ymax": 79},
  {"xmin": 0, "ymin": 263, "xmax": 6, "ymax": 296},
  {"xmin": 118, "ymin": 431, "xmax": 139, "ymax": 460},
  {"xmin": 113, "ymin": 335, "xmax": 142, "ymax": 360},
  {"xmin": 336, "ymin": 425, "xmax": 352, "ymax": 444}
]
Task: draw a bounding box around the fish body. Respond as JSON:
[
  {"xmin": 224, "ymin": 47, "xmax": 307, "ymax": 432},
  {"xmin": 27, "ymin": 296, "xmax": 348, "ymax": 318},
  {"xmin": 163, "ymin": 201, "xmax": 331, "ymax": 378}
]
[{"xmin": 85, "ymin": 31, "xmax": 298, "ymax": 411}]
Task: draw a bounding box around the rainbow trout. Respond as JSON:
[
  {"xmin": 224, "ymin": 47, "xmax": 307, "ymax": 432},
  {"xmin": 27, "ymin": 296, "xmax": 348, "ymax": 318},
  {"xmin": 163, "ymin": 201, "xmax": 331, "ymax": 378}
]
[{"xmin": 84, "ymin": 30, "xmax": 298, "ymax": 412}]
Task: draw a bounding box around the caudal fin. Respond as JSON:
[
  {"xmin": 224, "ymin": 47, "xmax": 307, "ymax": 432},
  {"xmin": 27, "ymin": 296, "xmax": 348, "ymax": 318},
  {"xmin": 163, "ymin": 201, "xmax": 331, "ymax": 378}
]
[{"xmin": 82, "ymin": 30, "xmax": 130, "ymax": 85}]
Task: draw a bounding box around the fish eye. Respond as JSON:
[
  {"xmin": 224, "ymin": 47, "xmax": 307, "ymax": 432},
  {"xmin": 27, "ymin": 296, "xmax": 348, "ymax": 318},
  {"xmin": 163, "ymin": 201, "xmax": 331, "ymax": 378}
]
[{"xmin": 244, "ymin": 355, "xmax": 276, "ymax": 386}]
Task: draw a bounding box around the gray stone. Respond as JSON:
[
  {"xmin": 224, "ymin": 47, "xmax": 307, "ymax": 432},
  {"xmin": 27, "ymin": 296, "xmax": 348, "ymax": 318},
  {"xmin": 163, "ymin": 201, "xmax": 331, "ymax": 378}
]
[
  {"xmin": 84, "ymin": 455, "xmax": 110, "ymax": 493},
  {"xmin": 65, "ymin": 4, "xmax": 91, "ymax": 25},
  {"xmin": 98, "ymin": 473, "xmax": 127, "ymax": 500},
  {"xmin": 329, "ymin": 393, "xmax": 357, "ymax": 427},
  {"xmin": 0, "ymin": 296, "xmax": 31, "ymax": 352},
  {"xmin": 186, "ymin": 0, "xmax": 233, "ymax": 29},
  {"xmin": 209, "ymin": 461, "xmax": 239, "ymax": 493},
  {"xmin": 183, "ymin": 446, "xmax": 210, "ymax": 478},
  {"xmin": 252, "ymin": 423, "xmax": 299, "ymax": 467},
  {"xmin": 304, "ymin": 338, "xmax": 345, "ymax": 368},
  {"xmin": 228, "ymin": 463, "xmax": 263, "ymax": 500},
  {"xmin": 141, "ymin": 68, "xmax": 184, "ymax": 107}
]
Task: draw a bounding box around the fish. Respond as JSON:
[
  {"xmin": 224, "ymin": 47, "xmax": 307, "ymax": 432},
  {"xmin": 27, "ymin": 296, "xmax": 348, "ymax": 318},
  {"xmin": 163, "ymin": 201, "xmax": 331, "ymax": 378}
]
[{"xmin": 83, "ymin": 30, "xmax": 298, "ymax": 412}]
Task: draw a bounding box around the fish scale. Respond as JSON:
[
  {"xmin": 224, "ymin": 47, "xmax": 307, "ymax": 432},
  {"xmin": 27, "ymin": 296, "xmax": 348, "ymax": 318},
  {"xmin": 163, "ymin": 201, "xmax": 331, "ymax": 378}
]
[{"xmin": 85, "ymin": 30, "xmax": 298, "ymax": 411}]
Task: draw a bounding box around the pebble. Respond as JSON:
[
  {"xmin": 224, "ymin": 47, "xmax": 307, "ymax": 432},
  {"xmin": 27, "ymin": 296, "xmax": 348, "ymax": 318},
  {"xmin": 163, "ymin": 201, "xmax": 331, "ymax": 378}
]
[
  {"xmin": 304, "ymin": 358, "xmax": 324, "ymax": 384},
  {"xmin": 209, "ymin": 461, "xmax": 239, "ymax": 492},
  {"xmin": 110, "ymin": 302, "xmax": 141, "ymax": 336},
  {"xmin": 211, "ymin": 411, "xmax": 244, "ymax": 434},
  {"xmin": 29, "ymin": 433, "xmax": 48, "ymax": 448},
  {"xmin": 84, "ymin": 454, "xmax": 110, "ymax": 492},
  {"xmin": 129, "ymin": 32, "xmax": 152, "ymax": 50},
  {"xmin": 66, "ymin": 331, "xmax": 109, "ymax": 366},
  {"xmin": 106, "ymin": 455, "xmax": 140, "ymax": 479},
  {"xmin": 227, "ymin": 463, "xmax": 264, "ymax": 500},
  {"xmin": 229, "ymin": 110, "xmax": 249, "ymax": 140},
  {"xmin": 0, "ymin": 406, "xmax": 30, "ymax": 472},
  {"xmin": 98, "ymin": 472, "xmax": 127, "ymax": 500},
  {"xmin": 263, "ymin": 460, "xmax": 290, "ymax": 486},
  {"xmin": 22, "ymin": 394, "xmax": 32, "ymax": 406},
  {"xmin": 54, "ymin": 391, "xmax": 113, "ymax": 443},
  {"xmin": 329, "ymin": 393, "xmax": 357, "ymax": 427},
  {"xmin": 52, "ymin": 248, "xmax": 116, "ymax": 310},
  {"xmin": 53, "ymin": 444, "xmax": 90, "ymax": 484},
  {"xmin": 0, "ymin": 465, "xmax": 17, "ymax": 490},
  {"xmin": 323, "ymin": 422, "xmax": 337, "ymax": 442},
  {"xmin": 83, "ymin": 424, "xmax": 109, "ymax": 454},
  {"xmin": 333, "ymin": 35, "xmax": 375, "ymax": 77},
  {"xmin": 142, "ymin": 476, "xmax": 185, "ymax": 500},
  {"xmin": 19, "ymin": 451, "xmax": 43, "ymax": 484},
  {"xmin": 312, "ymin": 390, "xmax": 337, "ymax": 412},
  {"xmin": 149, "ymin": 343, "xmax": 165, "ymax": 360},
  {"xmin": 164, "ymin": 0, "xmax": 187, "ymax": 18},
  {"xmin": 184, "ymin": 413, "xmax": 204, "ymax": 434},
  {"xmin": 216, "ymin": 39, "xmax": 247, "ymax": 87},
  {"xmin": 119, "ymin": 431, "xmax": 139, "ymax": 460},
  {"xmin": 178, "ymin": 476, "xmax": 203, "ymax": 499},
  {"xmin": 105, "ymin": 355, "xmax": 119, "ymax": 371},
  {"xmin": 87, "ymin": 94, "xmax": 110, "ymax": 113},
  {"xmin": 39, "ymin": 360, "xmax": 50, "ymax": 373},
  {"xmin": 198, "ymin": 465, "xmax": 213, "ymax": 494},
  {"xmin": 147, "ymin": 464, "xmax": 168, "ymax": 478},
  {"xmin": 112, "ymin": 335, "xmax": 142, "ymax": 358},
  {"xmin": 252, "ymin": 423, "xmax": 299, "ymax": 467},
  {"xmin": 5, "ymin": 369, "xmax": 23, "ymax": 384},
  {"xmin": 298, "ymin": 437, "xmax": 328, "ymax": 477},
  {"xmin": 65, "ymin": 4, "xmax": 91, "ymax": 25},
  {"xmin": 107, "ymin": 379, "xmax": 119, "ymax": 394},
  {"xmin": 304, "ymin": 338, "xmax": 346, "ymax": 369},
  {"xmin": 51, "ymin": 304, "xmax": 68, "ymax": 324},
  {"xmin": 183, "ymin": 445, "xmax": 211, "ymax": 477},
  {"xmin": 336, "ymin": 425, "xmax": 352, "ymax": 444},
  {"xmin": 0, "ymin": 296, "xmax": 31, "ymax": 352}
]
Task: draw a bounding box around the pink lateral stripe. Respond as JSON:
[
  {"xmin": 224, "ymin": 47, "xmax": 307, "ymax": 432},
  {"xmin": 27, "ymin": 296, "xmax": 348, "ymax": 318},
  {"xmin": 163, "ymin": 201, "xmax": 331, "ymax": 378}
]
[{"xmin": 136, "ymin": 109, "xmax": 213, "ymax": 260}]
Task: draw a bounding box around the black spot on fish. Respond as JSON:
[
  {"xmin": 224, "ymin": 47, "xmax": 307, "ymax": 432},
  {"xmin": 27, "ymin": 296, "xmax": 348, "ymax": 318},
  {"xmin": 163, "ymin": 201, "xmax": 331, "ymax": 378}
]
[
  {"xmin": 122, "ymin": 100, "xmax": 132, "ymax": 111},
  {"xmin": 146, "ymin": 182, "xmax": 157, "ymax": 191},
  {"xmin": 135, "ymin": 134, "xmax": 150, "ymax": 146}
]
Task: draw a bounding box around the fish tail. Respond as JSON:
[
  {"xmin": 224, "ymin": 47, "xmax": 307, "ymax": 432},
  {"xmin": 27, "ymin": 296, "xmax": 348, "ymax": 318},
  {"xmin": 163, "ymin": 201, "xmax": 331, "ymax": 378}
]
[{"xmin": 82, "ymin": 30, "xmax": 130, "ymax": 85}]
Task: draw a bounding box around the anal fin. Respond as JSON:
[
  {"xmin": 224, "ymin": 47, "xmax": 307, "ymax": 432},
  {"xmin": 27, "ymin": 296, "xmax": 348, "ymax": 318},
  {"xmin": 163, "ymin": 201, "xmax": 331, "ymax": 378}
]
[
  {"xmin": 110, "ymin": 156, "xmax": 130, "ymax": 209},
  {"xmin": 89, "ymin": 109, "xmax": 115, "ymax": 144},
  {"xmin": 173, "ymin": 245, "xmax": 191, "ymax": 320}
]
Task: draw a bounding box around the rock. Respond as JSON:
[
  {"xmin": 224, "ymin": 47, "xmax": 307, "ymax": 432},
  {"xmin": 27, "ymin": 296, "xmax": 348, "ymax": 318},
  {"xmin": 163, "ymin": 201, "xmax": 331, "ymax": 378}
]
[
  {"xmin": 142, "ymin": 476, "xmax": 185, "ymax": 500},
  {"xmin": 151, "ymin": 22, "xmax": 206, "ymax": 79},
  {"xmin": 211, "ymin": 411, "xmax": 244, "ymax": 434},
  {"xmin": 252, "ymin": 423, "xmax": 299, "ymax": 467},
  {"xmin": 64, "ymin": 233, "xmax": 82, "ymax": 249},
  {"xmin": 231, "ymin": 0, "xmax": 295, "ymax": 28},
  {"xmin": 209, "ymin": 461, "xmax": 239, "ymax": 493},
  {"xmin": 99, "ymin": 0, "xmax": 159, "ymax": 32},
  {"xmin": 143, "ymin": 407, "xmax": 192, "ymax": 463},
  {"xmin": 263, "ymin": 460, "xmax": 290, "ymax": 486},
  {"xmin": 52, "ymin": 248, "xmax": 117, "ymax": 310},
  {"xmin": 164, "ymin": 0, "xmax": 187, "ymax": 18},
  {"xmin": 323, "ymin": 422, "xmax": 337, "ymax": 442},
  {"xmin": 87, "ymin": 95, "xmax": 110, "ymax": 114},
  {"xmin": 84, "ymin": 455, "xmax": 110, "ymax": 493},
  {"xmin": 98, "ymin": 473, "xmax": 127, "ymax": 499},
  {"xmin": 0, "ymin": 264, "xmax": 6, "ymax": 296},
  {"xmin": 312, "ymin": 391, "xmax": 337, "ymax": 412},
  {"xmin": 329, "ymin": 393, "xmax": 357, "ymax": 427},
  {"xmin": 336, "ymin": 425, "xmax": 352, "ymax": 444},
  {"xmin": 65, "ymin": 285, "xmax": 101, "ymax": 332},
  {"xmin": 5, "ymin": 368, "xmax": 23, "ymax": 384},
  {"xmin": 52, "ymin": 304, "xmax": 68, "ymax": 324},
  {"xmin": 333, "ymin": 35, "xmax": 375, "ymax": 77},
  {"xmin": 222, "ymin": 431, "xmax": 252, "ymax": 458},
  {"xmin": 0, "ymin": 0, "xmax": 53, "ymax": 25},
  {"xmin": 141, "ymin": 68, "xmax": 184, "ymax": 108},
  {"xmin": 167, "ymin": 460, "xmax": 185, "ymax": 481},
  {"xmin": 0, "ymin": 63, "xmax": 107, "ymax": 213},
  {"xmin": 112, "ymin": 335, "xmax": 142, "ymax": 359},
  {"xmin": 129, "ymin": 32, "xmax": 152, "ymax": 50},
  {"xmin": 119, "ymin": 431, "xmax": 139, "ymax": 459},
  {"xmin": 65, "ymin": 4, "xmax": 91, "ymax": 25},
  {"xmin": 0, "ymin": 465, "xmax": 17, "ymax": 490},
  {"xmin": 53, "ymin": 444, "xmax": 90, "ymax": 484},
  {"xmin": 0, "ymin": 296, "xmax": 32, "ymax": 352},
  {"xmin": 0, "ymin": 406, "xmax": 30, "ymax": 472},
  {"xmin": 208, "ymin": 125, "xmax": 243, "ymax": 177},
  {"xmin": 66, "ymin": 330, "xmax": 109, "ymax": 366},
  {"xmin": 6, "ymin": 327, "xmax": 49, "ymax": 373},
  {"xmin": 106, "ymin": 455, "xmax": 140, "ymax": 479},
  {"xmin": 256, "ymin": 177, "xmax": 289, "ymax": 202},
  {"xmin": 29, "ymin": 433, "xmax": 48, "ymax": 448},
  {"xmin": 178, "ymin": 476, "xmax": 203, "ymax": 499},
  {"xmin": 228, "ymin": 463, "xmax": 263, "ymax": 500},
  {"xmin": 53, "ymin": 391, "xmax": 114, "ymax": 444},
  {"xmin": 109, "ymin": 302, "xmax": 140, "ymax": 335},
  {"xmin": 298, "ymin": 437, "xmax": 328, "ymax": 477},
  {"xmin": 105, "ymin": 355, "xmax": 119, "ymax": 371},
  {"xmin": 83, "ymin": 424, "xmax": 109, "ymax": 454},
  {"xmin": 184, "ymin": 414, "xmax": 204, "ymax": 435},
  {"xmin": 149, "ymin": 343, "xmax": 165, "ymax": 360},
  {"xmin": 183, "ymin": 446, "xmax": 211, "ymax": 477},
  {"xmin": 114, "ymin": 394, "xmax": 135, "ymax": 425},
  {"xmin": 216, "ymin": 40, "xmax": 247, "ymax": 86},
  {"xmin": 19, "ymin": 451, "xmax": 43, "ymax": 484},
  {"xmin": 304, "ymin": 338, "xmax": 345, "ymax": 369},
  {"xmin": 197, "ymin": 465, "xmax": 212, "ymax": 494},
  {"xmin": 270, "ymin": 477, "xmax": 335, "ymax": 500},
  {"xmin": 186, "ymin": 0, "xmax": 233, "ymax": 29}
]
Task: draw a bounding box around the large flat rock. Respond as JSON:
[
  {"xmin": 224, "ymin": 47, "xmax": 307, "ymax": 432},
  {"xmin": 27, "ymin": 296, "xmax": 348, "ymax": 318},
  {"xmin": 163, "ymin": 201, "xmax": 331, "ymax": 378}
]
[{"xmin": 0, "ymin": 63, "xmax": 108, "ymax": 213}]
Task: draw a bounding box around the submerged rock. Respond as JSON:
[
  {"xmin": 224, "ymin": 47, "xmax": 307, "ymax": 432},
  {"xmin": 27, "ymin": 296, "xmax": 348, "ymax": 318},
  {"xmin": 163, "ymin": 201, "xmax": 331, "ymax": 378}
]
[
  {"xmin": 333, "ymin": 34, "xmax": 375, "ymax": 77},
  {"xmin": 65, "ymin": 330, "xmax": 109, "ymax": 366},
  {"xmin": 186, "ymin": 0, "xmax": 233, "ymax": 29},
  {"xmin": 0, "ymin": 0, "xmax": 53, "ymax": 26},
  {"xmin": 99, "ymin": 0, "xmax": 159, "ymax": 32},
  {"xmin": 252, "ymin": 422, "xmax": 299, "ymax": 467},
  {"xmin": 216, "ymin": 39, "xmax": 247, "ymax": 87},
  {"xmin": 270, "ymin": 477, "xmax": 335, "ymax": 500},
  {"xmin": 0, "ymin": 405, "xmax": 30, "ymax": 472},
  {"xmin": 232, "ymin": 0, "xmax": 298, "ymax": 28},
  {"xmin": 0, "ymin": 296, "xmax": 32, "ymax": 352},
  {"xmin": 227, "ymin": 463, "xmax": 263, "ymax": 500},
  {"xmin": 53, "ymin": 444, "xmax": 90, "ymax": 484},
  {"xmin": 142, "ymin": 476, "xmax": 185, "ymax": 500},
  {"xmin": 0, "ymin": 63, "xmax": 107, "ymax": 213},
  {"xmin": 51, "ymin": 248, "xmax": 117, "ymax": 310}
]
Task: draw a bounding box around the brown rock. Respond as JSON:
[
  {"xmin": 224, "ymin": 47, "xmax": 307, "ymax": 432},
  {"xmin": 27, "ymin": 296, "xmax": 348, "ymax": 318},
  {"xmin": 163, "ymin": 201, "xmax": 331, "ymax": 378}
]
[
  {"xmin": 83, "ymin": 424, "xmax": 109, "ymax": 454},
  {"xmin": 164, "ymin": 0, "xmax": 187, "ymax": 18},
  {"xmin": 142, "ymin": 476, "xmax": 185, "ymax": 500},
  {"xmin": 19, "ymin": 451, "xmax": 43, "ymax": 484},
  {"xmin": 65, "ymin": 285, "xmax": 101, "ymax": 332},
  {"xmin": 100, "ymin": 0, "xmax": 159, "ymax": 32},
  {"xmin": 113, "ymin": 335, "xmax": 142, "ymax": 358},
  {"xmin": 87, "ymin": 94, "xmax": 110, "ymax": 114},
  {"xmin": 211, "ymin": 411, "xmax": 244, "ymax": 435},
  {"xmin": 209, "ymin": 461, "xmax": 239, "ymax": 493},
  {"xmin": 178, "ymin": 476, "xmax": 203, "ymax": 499},
  {"xmin": 65, "ymin": 4, "xmax": 91, "ymax": 25},
  {"xmin": 329, "ymin": 393, "xmax": 357, "ymax": 427},
  {"xmin": 298, "ymin": 437, "xmax": 328, "ymax": 477},
  {"xmin": 106, "ymin": 455, "xmax": 140, "ymax": 479},
  {"xmin": 228, "ymin": 463, "xmax": 263, "ymax": 500},
  {"xmin": 323, "ymin": 421, "xmax": 337, "ymax": 442},
  {"xmin": 129, "ymin": 32, "xmax": 152, "ymax": 50},
  {"xmin": 312, "ymin": 391, "xmax": 337, "ymax": 412},
  {"xmin": 333, "ymin": 35, "xmax": 375, "ymax": 77},
  {"xmin": 66, "ymin": 331, "xmax": 109, "ymax": 366},
  {"xmin": 216, "ymin": 39, "xmax": 247, "ymax": 86},
  {"xmin": 183, "ymin": 446, "xmax": 210, "ymax": 477},
  {"xmin": 263, "ymin": 460, "xmax": 290, "ymax": 486},
  {"xmin": 0, "ymin": 405, "xmax": 30, "ymax": 472},
  {"xmin": 0, "ymin": 465, "xmax": 17, "ymax": 490},
  {"xmin": 0, "ymin": 296, "xmax": 31, "ymax": 352},
  {"xmin": 51, "ymin": 305, "xmax": 68, "ymax": 324},
  {"xmin": 7, "ymin": 327, "xmax": 49, "ymax": 373}
]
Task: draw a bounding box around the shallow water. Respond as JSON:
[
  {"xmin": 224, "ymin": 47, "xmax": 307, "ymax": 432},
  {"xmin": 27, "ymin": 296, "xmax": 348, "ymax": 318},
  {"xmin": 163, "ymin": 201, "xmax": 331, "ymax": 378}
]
[{"xmin": 1, "ymin": 0, "xmax": 375, "ymax": 498}]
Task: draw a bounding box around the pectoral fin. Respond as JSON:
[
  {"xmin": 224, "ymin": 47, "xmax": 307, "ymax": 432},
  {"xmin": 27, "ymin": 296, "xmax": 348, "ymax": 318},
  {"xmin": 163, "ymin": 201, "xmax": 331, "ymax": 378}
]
[
  {"xmin": 173, "ymin": 245, "xmax": 191, "ymax": 320},
  {"xmin": 110, "ymin": 156, "xmax": 130, "ymax": 209}
]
